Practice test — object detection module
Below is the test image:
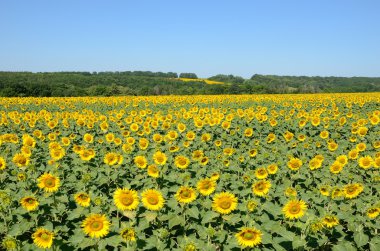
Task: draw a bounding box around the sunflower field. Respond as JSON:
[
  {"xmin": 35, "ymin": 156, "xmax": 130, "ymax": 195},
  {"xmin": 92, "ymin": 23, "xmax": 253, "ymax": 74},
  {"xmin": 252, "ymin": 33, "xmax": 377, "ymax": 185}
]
[{"xmin": 0, "ymin": 94, "xmax": 379, "ymax": 250}]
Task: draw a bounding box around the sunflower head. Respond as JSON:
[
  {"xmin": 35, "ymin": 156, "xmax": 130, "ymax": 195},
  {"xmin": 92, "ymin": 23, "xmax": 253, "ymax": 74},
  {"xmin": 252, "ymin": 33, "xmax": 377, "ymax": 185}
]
[
  {"xmin": 32, "ymin": 228, "xmax": 54, "ymax": 249},
  {"xmin": 282, "ymin": 199, "xmax": 307, "ymax": 219},
  {"xmin": 212, "ymin": 192, "xmax": 238, "ymax": 214},
  {"xmin": 252, "ymin": 180, "xmax": 271, "ymax": 197},
  {"xmin": 235, "ymin": 227, "xmax": 262, "ymax": 248},
  {"xmin": 82, "ymin": 214, "xmax": 110, "ymax": 238},
  {"xmin": 74, "ymin": 192, "xmax": 91, "ymax": 207},
  {"xmin": 120, "ymin": 227, "xmax": 136, "ymax": 242},
  {"xmin": 37, "ymin": 173, "xmax": 60, "ymax": 193},
  {"xmin": 322, "ymin": 215, "xmax": 339, "ymax": 228},
  {"xmin": 1, "ymin": 236, "xmax": 17, "ymax": 250},
  {"xmin": 175, "ymin": 186, "xmax": 197, "ymax": 204},
  {"xmin": 197, "ymin": 178, "xmax": 216, "ymax": 196},
  {"xmin": 141, "ymin": 189, "xmax": 165, "ymax": 211},
  {"xmin": 113, "ymin": 188, "xmax": 139, "ymax": 211},
  {"xmin": 20, "ymin": 196, "xmax": 39, "ymax": 211}
]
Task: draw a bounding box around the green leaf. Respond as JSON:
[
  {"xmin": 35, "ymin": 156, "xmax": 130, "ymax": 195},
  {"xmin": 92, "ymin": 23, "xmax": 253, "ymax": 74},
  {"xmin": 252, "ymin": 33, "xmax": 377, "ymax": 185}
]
[
  {"xmin": 169, "ymin": 215, "xmax": 185, "ymax": 228},
  {"xmin": 187, "ymin": 206, "xmax": 199, "ymax": 219},
  {"xmin": 369, "ymin": 237, "xmax": 380, "ymax": 251},
  {"xmin": 332, "ymin": 242, "xmax": 356, "ymax": 251},
  {"xmin": 201, "ymin": 211, "xmax": 219, "ymax": 224},
  {"xmin": 292, "ymin": 236, "xmax": 306, "ymax": 249},
  {"xmin": 354, "ymin": 231, "xmax": 369, "ymax": 248}
]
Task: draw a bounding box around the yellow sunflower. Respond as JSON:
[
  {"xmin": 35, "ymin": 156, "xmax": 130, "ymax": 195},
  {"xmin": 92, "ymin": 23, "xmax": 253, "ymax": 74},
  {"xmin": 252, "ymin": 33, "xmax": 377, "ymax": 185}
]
[
  {"xmin": 367, "ymin": 207, "xmax": 379, "ymax": 219},
  {"xmin": 147, "ymin": 164, "xmax": 159, "ymax": 178},
  {"xmin": 153, "ymin": 151, "xmax": 167, "ymax": 165},
  {"xmin": 120, "ymin": 227, "xmax": 136, "ymax": 242},
  {"xmin": 343, "ymin": 183, "xmax": 363, "ymax": 199},
  {"xmin": 267, "ymin": 164, "xmax": 278, "ymax": 174},
  {"xmin": 252, "ymin": 180, "xmax": 271, "ymax": 197},
  {"xmin": 134, "ymin": 156, "xmax": 147, "ymax": 169},
  {"xmin": 235, "ymin": 227, "xmax": 262, "ymax": 248},
  {"xmin": 0, "ymin": 157, "xmax": 6, "ymax": 170},
  {"xmin": 82, "ymin": 214, "xmax": 110, "ymax": 238},
  {"xmin": 74, "ymin": 192, "xmax": 91, "ymax": 207},
  {"xmin": 141, "ymin": 189, "xmax": 165, "ymax": 211},
  {"xmin": 20, "ymin": 196, "xmax": 39, "ymax": 211},
  {"xmin": 104, "ymin": 152, "xmax": 123, "ymax": 166},
  {"xmin": 12, "ymin": 153, "xmax": 30, "ymax": 168},
  {"xmin": 174, "ymin": 155, "xmax": 190, "ymax": 169},
  {"xmin": 255, "ymin": 167, "xmax": 268, "ymax": 179},
  {"xmin": 322, "ymin": 215, "xmax": 339, "ymax": 228},
  {"xmin": 287, "ymin": 158, "xmax": 302, "ymax": 171},
  {"xmin": 113, "ymin": 188, "xmax": 139, "ymax": 211},
  {"xmin": 319, "ymin": 185, "xmax": 330, "ymax": 196},
  {"xmin": 197, "ymin": 178, "xmax": 216, "ymax": 196},
  {"xmin": 37, "ymin": 173, "xmax": 60, "ymax": 193},
  {"xmin": 358, "ymin": 156, "xmax": 373, "ymax": 169},
  {"xmin": 32, "ymin": 228, "xmax": 54, "ymax": 249},
  {"xmin": 282, "ymin": 199, "xmax": 307, "ymax": 219},
  {"xmin": 212, "ymin": 192, "xmax": 238, "ymax": 214},
  {"xmin": 330, "ymin": 161, "xmax": 343, "ymax": 174},
  {"xmin": 175, "ymin": 186, "xmax": 197, "ymax": 204}
]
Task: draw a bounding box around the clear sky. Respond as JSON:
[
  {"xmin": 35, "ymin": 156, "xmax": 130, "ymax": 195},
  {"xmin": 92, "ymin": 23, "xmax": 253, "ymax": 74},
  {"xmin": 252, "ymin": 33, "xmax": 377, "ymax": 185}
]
[{"xmin": 0, "ymin": 0, "xmax": 379, "ymax": 78}]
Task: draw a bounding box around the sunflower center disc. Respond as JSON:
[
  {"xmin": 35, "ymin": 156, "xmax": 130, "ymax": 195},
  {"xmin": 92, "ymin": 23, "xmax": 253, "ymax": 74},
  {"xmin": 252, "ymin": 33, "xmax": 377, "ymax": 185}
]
[
  {"xmin": 45, "ymin": 179, "xmax": 55, "ymax": 187},
  {"xmin": 91, "ymin": 221, "xmax": 103, "ymax": 231},
  {"xmin": 181, "ymin": 191, "xmax": 190, "ymax": 198},
  {"xmin": 122, "ymin": 196, "xmax": 133, "ymax": 205},
  {"xmin": 290, "ymin": 205, "xmax": 300, "ymax": 214},
  {"xmin": 41, "ymin": 233, "xmax": 50, "ymax": 241},
  {"xmin": 220, "ymin": 200, "xmax": 231, "ymax": 209},
  {"xmin": 243, "ymin": 232, "xmax": 254, "ymax": 240},
  {"xmin": 148, "ymin": 197, "xmax": 158, "ymax": 205}
]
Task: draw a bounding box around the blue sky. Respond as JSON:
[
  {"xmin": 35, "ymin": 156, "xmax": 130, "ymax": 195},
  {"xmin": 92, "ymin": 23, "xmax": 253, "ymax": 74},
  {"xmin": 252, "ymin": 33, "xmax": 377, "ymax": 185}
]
[{"xmin": 0, "ymin": 0, "xmax": 379, "ymax": 78}]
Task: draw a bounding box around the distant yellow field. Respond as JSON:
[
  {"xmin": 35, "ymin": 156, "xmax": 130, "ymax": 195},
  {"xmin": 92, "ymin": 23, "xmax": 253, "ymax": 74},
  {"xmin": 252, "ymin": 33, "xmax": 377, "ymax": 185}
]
[{"xmin": 177, "ymin": 78, "xmax": 225, "ymax": 85}]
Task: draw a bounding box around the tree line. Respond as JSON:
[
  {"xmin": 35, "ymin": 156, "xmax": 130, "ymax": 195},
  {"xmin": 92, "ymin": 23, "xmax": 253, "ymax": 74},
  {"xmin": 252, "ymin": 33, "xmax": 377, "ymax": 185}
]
[{"xmin": 0, "ymin": 71, "xmax": 379, "ymax": 97}]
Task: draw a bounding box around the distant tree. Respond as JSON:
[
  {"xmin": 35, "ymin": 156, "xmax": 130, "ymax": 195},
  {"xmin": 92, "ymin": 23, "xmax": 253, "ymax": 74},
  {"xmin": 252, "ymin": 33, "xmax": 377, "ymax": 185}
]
[{"xmin": 179, "ymin": 73, "xmax": 198, "ymax": 79}]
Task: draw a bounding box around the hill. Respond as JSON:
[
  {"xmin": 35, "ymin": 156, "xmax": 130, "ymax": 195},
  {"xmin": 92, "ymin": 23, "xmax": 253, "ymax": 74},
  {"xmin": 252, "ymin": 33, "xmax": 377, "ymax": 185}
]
[{"xmin": 0, "ymin": 71, "xmax": 379, "ymax": 96}]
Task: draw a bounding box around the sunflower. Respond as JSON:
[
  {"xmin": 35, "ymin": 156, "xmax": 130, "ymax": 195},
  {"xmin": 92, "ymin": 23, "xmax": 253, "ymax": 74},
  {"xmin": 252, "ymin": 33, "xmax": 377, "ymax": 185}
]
[
  {"xmin": 74, "ymin": 192, "xmax": 91, "ymax": 207},
  {"xmin": 12, "ymin": 153, "xmax": 30, "ymax": 168},
  {"xmin": 37, "ymin": 173, "xmax": 60, "ymax": 193},
  {"xmin": 367, "ymin": 207, "xmax": 379, "ymax": 219},
  {"xmin": 83, "ymin": 133, "xmax": 94, "ymax": 143},
  {"xmin": 212, "ymin": 192, "xmax": 238, "ymax": 214},
  {"xmin": 1, "ymin": 236, "xmax": 17, "ymax": 250},
  {"xmin": 175, "ymin": 186, "xmax": 197, "ymax": 204},
  {"xmin": 120, "ymin": 227, "xmax": 136, "ymax": 242},
  {"xmin": 113, "ymin": 188, "xmax": 139, "ymax": 211},
  {"xmin": 197, "ymin": 178, "xmax": 216, "ymax": 196},
  {"xmin": 358, "ymin": 156, "xmax": 373, "ymax": 169},
  {"xmin": 153, "ymin": 151, "xmax": 167, "ymax": 165},
  {"xmin": 322, "ymin": 215, "xmax": 339, "ymax": 228},
  {"xmin": 331, "ymin": 187, "xmax": 343, "ymax": 199},
  {"xmin": 319, "ymin": 185, "xmax": 330, "ymax": 196},
  {"xmin": 309, "ymin": 158, "xmax": 322, "ymax": 170},
  {"xmin": 255, "ymin": 167, "xmax": 268, "ymax": 179},
  {"xmin": 104, "ymin": 152, "xmax": 123, "ymax": 166},
  {"xmin": 330, "ymin": 161, "xmax": 343, "ymax": 174},
  {"xmin": 252, "ymin": 180, "xmax": 271, "ymax": 197},
  {"xmin": 348, "ymin": 149, "xmax": 359, "ymax": 160},
  {"xmin": 284, "ymin": 187, "xmax": 297, "ymax": 197},
  {"xmin": 282, "ymin": 199, "xmax": 307, "ymax": 219},
  {"xmin": 0, "ymin": 157, "xmax": 6, "ymax": 170},
  {"xmin": 82, "ymin": 214, "xmax": 110, "ymax": 238},
  {"xmin": 147, "ymin": 164, "xmax": 159, "ymax": 178},
  {"xmin": 235, "ymin": 227, "xmax": 262, "ymax": 248},
  {"xmin": 20, "ymin": 196, "xmax": 39, "ymax": 211},
  {"xmin": 134, "ymin": 156, "xmax": 147, "ymax": 169},
  {"xmin": 267, "ymin": 164, "xmax": 278, "ymax": 174},
  {"xmin": 287, "ymin": 158, "xmax": 302, "ymax": 171},
  {"xmin": 32, "ymin": 228, "xmax": 54, "ymax": 249},
  {"xmin": 246, "ymin": 200, "xmax": 258, "ymax": 212},
  {"xmin": 141, "ymin": 189, "xmax": 165, "ymax": 211},
  {"xmin": 343, "ymin": 183, "xmax": 363, "ymax": 199},
  {"xmin": 174, "ymin": 155, "xmax": 190, "ymax": 169}
]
